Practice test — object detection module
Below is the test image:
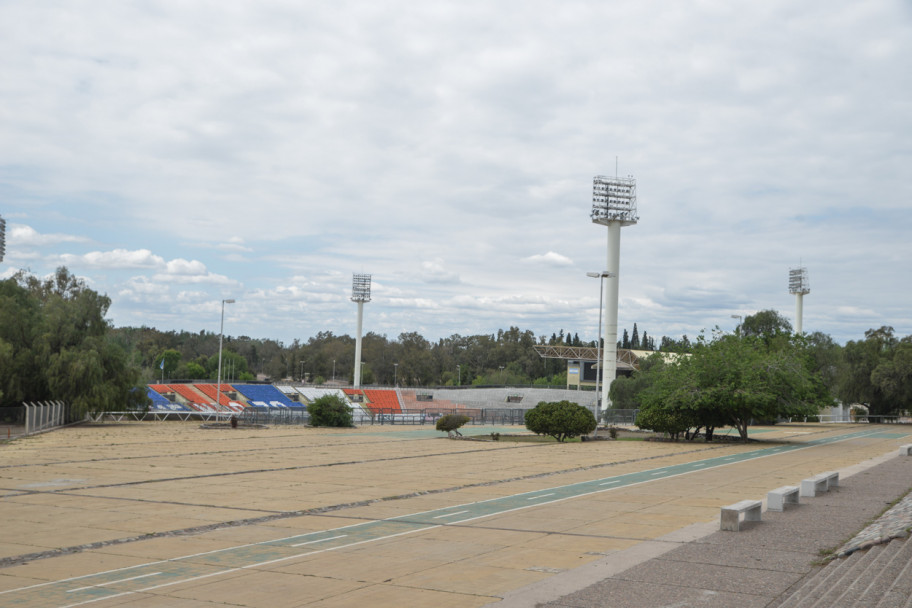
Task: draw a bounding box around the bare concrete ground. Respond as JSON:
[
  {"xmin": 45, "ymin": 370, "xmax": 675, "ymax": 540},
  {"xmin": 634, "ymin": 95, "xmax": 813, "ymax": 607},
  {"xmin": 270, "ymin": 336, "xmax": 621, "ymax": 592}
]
[{"xmin": 0, "ymin": 422, "xmax": 908, "ymax": 607}]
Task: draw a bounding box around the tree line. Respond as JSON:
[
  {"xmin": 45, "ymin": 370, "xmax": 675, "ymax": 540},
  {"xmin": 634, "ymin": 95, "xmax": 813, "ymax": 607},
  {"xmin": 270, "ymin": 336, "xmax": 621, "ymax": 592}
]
[
  {"xmin": 609, "ymin": 309, "xmax": 912, "ymax": 440},
  {"xmin": 2, "ymin": 268, "xmax": 909, "ymax": 422}
]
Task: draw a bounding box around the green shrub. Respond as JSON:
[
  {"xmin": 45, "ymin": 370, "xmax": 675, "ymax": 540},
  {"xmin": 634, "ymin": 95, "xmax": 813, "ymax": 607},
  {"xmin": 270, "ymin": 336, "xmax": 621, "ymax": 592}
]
[
  {"xmin": 436, "ymin": 414, "xmax": 471, "ymax": 436},
  {"xmin": 524, "ymin": 400, "xmax": 596, "ymax": 442},
  {"xmin": 307, "ymin": 394, "xmax": 354, "ymax": 427}
]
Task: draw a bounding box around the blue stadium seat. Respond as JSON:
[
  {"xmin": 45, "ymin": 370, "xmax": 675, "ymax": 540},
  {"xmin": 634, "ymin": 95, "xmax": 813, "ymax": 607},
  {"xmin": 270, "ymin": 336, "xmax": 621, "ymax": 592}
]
[{"xmin": 232, "ymin": 384, "xmax": 301, "ymax": 408}]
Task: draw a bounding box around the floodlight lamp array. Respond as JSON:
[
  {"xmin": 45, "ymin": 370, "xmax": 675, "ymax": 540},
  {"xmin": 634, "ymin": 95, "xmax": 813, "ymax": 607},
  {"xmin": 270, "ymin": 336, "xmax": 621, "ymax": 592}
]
[
  {"xmin": 788, "ymin": 267, "xmax": 810, "ymax": 295},
  {"xmin": 0, "ymin": 215, "xmax": 5, "ymax": 262},
  {"xmin": 351, "ymin": 273, "xmax": 372, "ymax": 302},
  {"xmin": 591, "ymin": 175, "xmax": 638, "ymax": 226}
]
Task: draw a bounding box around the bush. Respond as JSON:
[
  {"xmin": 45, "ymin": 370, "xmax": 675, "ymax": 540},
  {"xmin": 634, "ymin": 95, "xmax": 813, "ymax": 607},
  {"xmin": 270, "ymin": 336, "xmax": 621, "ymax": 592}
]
[
  {"xmin": 436, "ymin": 414, "xmax": 471, "ymax": 436},
  {"xmin": 524, "ymin": 400, "xmax": 596, "ymax": 442},
  {"xmin": 307, "ymin": 394, "xmax": 354, "ymax": 427}
]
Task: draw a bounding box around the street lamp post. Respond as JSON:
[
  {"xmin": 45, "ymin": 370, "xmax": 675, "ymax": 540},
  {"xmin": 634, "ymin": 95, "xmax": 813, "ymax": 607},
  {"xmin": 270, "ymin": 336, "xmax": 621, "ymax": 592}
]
[
  {"xmin": 587, "ymin": 271, "xmax": 615, "ymax": 430},
  {"xmin": 216, "ymin": 298, "xmax": 236, "ymax": 415}
]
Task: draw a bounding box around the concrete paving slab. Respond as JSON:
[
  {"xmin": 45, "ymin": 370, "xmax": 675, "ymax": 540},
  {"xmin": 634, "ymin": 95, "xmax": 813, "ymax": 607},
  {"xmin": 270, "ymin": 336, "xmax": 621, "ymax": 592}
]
[{"xmin": 1, "ymin": 422, "xmax": 909, "ymax": 608}]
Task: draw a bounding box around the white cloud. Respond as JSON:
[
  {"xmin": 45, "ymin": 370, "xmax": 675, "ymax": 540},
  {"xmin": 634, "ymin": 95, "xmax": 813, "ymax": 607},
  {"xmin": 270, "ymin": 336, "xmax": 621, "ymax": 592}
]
[
  {"xmin": 9, "ymin": 224, "xmax": 89, "ymax": 247},
  {"xmin": 418, "ymin": 259, "xmax": 461, "ymax": 284},
  {"xmin": 523, "ymin": 251, "xmax": 573, "ymax": 267},
  {"xmin": 1, "ymin": 1, "xmax": 910, "ymax": 344},
  {"xmin": 66, "ymin": 249, "xmax": 163, "ymax": 269}
]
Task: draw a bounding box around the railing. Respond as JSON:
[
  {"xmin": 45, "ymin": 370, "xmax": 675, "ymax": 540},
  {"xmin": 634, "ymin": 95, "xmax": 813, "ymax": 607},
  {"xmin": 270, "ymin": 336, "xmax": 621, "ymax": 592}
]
[
  {"xmin": 23, "ymin": 401, "xmax": 71, "ymax": 435},
  {"xmin": 603, "ymin": 409, "xmax": 639, "ymax": 425}
]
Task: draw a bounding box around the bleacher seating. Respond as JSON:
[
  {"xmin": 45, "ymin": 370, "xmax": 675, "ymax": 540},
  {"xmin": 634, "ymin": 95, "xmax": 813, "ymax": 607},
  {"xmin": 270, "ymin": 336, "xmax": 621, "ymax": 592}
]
[
  {"xmin": 146, "ymin": 387, "xmax": 192, "ymax": 412},
  {"xmin": 296, "ymin": 387, "xmax": 349, "ymax": 403},
  {"xmin": 193, "ymin": 384, "xmax": 246, "ymax": 412},
  {"xmin": 167, "ymin": 384, "xmax": 217, "ymax": 411},
  {"xmin": 232, "ymin": 384, "xmax": 300, "ymax": 408},
  {"xmin": 398, "ymin": 389, "xmax": 460, "ymax": 413},
  {"xmin": 363, "ymin": 389, "xmax": 402, "ymax": 413}
]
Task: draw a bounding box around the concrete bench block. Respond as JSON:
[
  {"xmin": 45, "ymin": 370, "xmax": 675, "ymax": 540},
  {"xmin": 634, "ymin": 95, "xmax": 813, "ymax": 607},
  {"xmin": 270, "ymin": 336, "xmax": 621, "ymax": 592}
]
[
  {"xmin": 800, "ymin": 471, "xmax": 839, "ymax": 497},
  {"xmin": 820, "ymin": 471, "xmax": 839, "ymax": 488},
  {"xmin": 767, "ymin": 486, "xmax": 799, "ymax": 512},
  {"xmin": 899, "ymin": 444, "xmax": 912, "ymax": 456},
  {"xmin": 721, "ymin": 499, "xmax": 762, "ymax": 531}
]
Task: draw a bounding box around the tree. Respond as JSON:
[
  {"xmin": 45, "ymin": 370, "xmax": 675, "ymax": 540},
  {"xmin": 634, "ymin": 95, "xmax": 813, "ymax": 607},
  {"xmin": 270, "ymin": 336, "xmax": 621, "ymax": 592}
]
[
  {"xmin": 524, "ymin": 400, "xmax": 597, "ymax": 442},
  {"xmin": 608, "ymin": 353, "xmax": 667, "ymax": 409},
  {"xmin": 185, "ymin": 361, "xmax": 207, "ymax": 379},
  {"xmin": 637, "ymin": 332, "xmax": 825, "ymax": 441},
  {"xmin": 436, "ymin": 414, "xmax": 471, "ymax": 437},
  {"xmin": 741, "ymin": 309, "xmax": 792, "ymax": 344},
  {"xmin": 154, "ymin": 349, "xmax": 181, "ymax": 379},
  {"xmin": 0, "ymin": 268, "xmax": 147, "ymax": 415},
  {"xmin": 631, "ymin": 323, "xmax": 640, "ymax": 349},
  {"xmin": 307, "ymin": 394, "xmax": 354, "ymax": 427},
  {"xmin": 839, "ymin": 327, "xmax": 912, "ymax": 417}
]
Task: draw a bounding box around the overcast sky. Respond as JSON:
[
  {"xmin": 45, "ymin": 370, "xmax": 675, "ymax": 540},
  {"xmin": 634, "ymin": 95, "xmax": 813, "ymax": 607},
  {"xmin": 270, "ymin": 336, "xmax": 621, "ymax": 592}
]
[{"xmin": 2, "ymin": 0, "xmax": 910, "ymax": 347}]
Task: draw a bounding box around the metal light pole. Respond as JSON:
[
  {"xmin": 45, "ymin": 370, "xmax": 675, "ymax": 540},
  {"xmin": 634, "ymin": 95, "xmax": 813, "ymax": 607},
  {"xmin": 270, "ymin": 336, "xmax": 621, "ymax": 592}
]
[
  {"xmin": 299, "ymin": 361, "xmax": 305, "ymax": 383},
  {"xmin": 587, "ymin": 271, "xmax": 614, "ymax": 429},
  {"xmin": 216, "ymin": 298, "xmax": 235, "ymax": 414},
  {"xmin": 332, "ymin": 359, "xmax": 336, "ymax": 381},
  {"xmin": 457, "ymin": 364, "xmax": 461, "ymax": 386},
  {"xmin": 394, "ymin": 363, "xmax": 398, "ymax": 386},
  {"xmin": 731, "ymin": 314, "xmax": 742, "ymax": 336}
]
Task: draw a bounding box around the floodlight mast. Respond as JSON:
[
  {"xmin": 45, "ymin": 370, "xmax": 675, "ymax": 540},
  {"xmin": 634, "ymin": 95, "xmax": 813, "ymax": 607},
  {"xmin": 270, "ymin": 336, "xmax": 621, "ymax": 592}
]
[
  {"xmin": 0, "ymin": 214, "xmax": 6, "ymax": 263},
  {"xmin": 591, "ymin": 175, "xmax": 638, "ymax": 418},
  {"xmin": 351, "ymin": 274, "xmax": 372, "ymax": 388},
  {"xmin": 788, "ymin": 266, "xmax": 810, "ymax": 334}
]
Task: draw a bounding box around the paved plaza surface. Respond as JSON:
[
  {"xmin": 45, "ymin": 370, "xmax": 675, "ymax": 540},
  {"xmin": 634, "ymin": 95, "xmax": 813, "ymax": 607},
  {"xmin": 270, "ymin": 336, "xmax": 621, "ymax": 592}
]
[{"xmin": 0, "ymin": 422, "xmax": 909, "ymax": 607}]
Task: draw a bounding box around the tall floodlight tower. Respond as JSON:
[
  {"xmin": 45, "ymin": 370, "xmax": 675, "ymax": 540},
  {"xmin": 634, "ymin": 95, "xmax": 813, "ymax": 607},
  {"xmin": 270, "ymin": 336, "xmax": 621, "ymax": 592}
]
[
  {"xmin": 351, "ymin": 273, "xmax": 372, "ymax": 388},
  {"xmin": 591, "ymin": 175, "xmax": 638, "ymax": 417},
  {"xmin": 0, "ymin": 214, "xmax": 6, "ymax": 262},
  {"xmin": 788, "ymin": 266, "xmax": 810, "ymax": 334}
]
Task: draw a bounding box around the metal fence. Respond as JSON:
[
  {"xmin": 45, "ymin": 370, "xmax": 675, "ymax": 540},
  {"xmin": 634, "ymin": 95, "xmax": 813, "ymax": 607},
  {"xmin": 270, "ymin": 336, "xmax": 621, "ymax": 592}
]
[
  {"xmin": 364, "ymin": 408, "xmax": 528, "ymax": 426},
  {"xmin": 239, "ymin": 407, "xmax": 311, "ymax": 426},
  {"xmin": 603, "ymin": 409, "xmax": 639, "ymax": 425},
  {"xmin": 23, "ymin": 401, "xmax": 73, "ymax": 435}
]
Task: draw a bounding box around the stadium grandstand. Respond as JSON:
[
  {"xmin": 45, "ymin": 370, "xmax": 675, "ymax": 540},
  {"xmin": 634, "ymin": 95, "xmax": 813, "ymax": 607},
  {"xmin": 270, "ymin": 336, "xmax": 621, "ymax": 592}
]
[{"xmin": 135, "ymin": 382, "xmax": 606, "ymax": 426}]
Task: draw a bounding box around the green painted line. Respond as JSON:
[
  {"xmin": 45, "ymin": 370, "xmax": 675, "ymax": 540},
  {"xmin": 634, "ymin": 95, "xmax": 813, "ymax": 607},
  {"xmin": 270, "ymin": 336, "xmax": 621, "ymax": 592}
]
[{"xmin": 0, "ymin": 427, "xmax": 887, "ymax": 607}]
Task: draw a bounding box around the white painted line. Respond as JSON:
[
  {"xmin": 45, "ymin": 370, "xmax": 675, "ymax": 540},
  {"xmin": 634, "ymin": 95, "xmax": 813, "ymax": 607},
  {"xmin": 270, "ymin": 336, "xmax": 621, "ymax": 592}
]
[
  {"xmin": 599, "ymin": 480, "xmax": 620, "ymax": 486},
  {"xmin": 290, "ymin": 534, "xmax": 347, "ymax": 547},
  {"xmin": 68, "ymin": 572, "xmax": 162, "ymax": 593},
  {"xmin": 651, "ymin": 471, "xmax": 666, "ymax": 476},
  {"xmin": 433, "ymin": 510, "xmax": 469, "ymax": 519},
  {"xmin": 32, "ymin": 427, "xmax": 885, "ymax": 608}
]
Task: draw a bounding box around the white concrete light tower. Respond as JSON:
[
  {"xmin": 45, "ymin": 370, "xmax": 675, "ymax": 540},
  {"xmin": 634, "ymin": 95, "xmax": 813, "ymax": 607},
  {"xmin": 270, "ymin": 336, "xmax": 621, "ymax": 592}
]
[
  {"xmin": 591, "ymin": 174, "xmax": 638, "ymax": 417},
  {"xmin": 789, "ymin": 266, "xmax": 810, "ymax": 334},
  {"xmin": 351, "ymin": 273, "xmax": 372, "ymax": 388}
]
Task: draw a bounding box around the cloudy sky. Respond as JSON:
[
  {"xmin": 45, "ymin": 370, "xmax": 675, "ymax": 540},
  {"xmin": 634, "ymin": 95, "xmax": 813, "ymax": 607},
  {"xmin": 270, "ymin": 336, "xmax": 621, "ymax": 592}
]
[{"xmin": 2, "ymin": 0, "xmax": 910, "ymax": 347}]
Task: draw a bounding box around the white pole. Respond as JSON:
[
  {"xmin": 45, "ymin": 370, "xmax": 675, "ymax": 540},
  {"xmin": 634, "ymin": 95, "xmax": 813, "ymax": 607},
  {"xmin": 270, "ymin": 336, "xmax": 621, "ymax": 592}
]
[
  {"xmin": 795, "ymin": 293, "xmax": 804, "ymax": 335},
  {"xmin": 216, "ymin": 299, "xmax": 235, "ymax": 413},
  {"xmin": 602, "ymin": 221, "xmax": 622, "ymax": 416},
  {"xmin": 595, "ymin": 275, "xmax": 603, "ymax": 427},
  {"xmin": 354, "ymin": 301, "xmax": 364, "ymax": 387}
]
